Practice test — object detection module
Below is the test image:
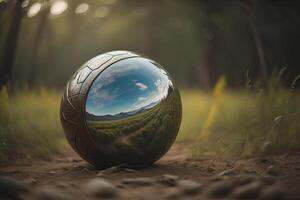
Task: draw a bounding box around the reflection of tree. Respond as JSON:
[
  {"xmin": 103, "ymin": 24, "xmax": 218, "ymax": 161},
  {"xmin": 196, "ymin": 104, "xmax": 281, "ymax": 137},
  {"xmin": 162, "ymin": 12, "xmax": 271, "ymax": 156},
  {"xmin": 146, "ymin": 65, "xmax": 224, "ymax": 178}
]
[{"xmin": 0, "ymin": 0, "xmax": 24, "ymax": 89}]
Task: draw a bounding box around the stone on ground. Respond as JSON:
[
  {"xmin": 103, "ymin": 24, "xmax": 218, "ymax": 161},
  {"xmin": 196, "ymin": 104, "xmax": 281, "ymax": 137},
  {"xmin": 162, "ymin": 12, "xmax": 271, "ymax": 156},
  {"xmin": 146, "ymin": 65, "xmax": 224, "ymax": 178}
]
[
  {"xmin": 177, "ymin": 179, "xmax": 202, "ymax": 195},
  {"xmin": 33, "ymin": 186, "xmax": 73, "ymax": 200},
  {"xmin": 157, "ymin": 175, "xmax": 179, "ymax": 186},
  {"xmin": 0, "ymin": 176, "xmax": 30, "ymax": 200},
  {"xmin": 233, "ymin": 175, "xmax": 256, "ymax": 186},
  {"xmin": 206, "ymin": 180, "xmax": 234, "ymax": 198},
  {"xmin": 233, "ymin": 181, "xmax": 263, "ymax": 199},
  {"xmin": 85, "ymin": 178, "xmax": 119, "ymax": 198},
  {"xmin": 260, "ymin": 185, "xmax": 284, "ymax": 200},
  {"xmin": 219, "ymin": 169, "xmax": 237, "ymax": 176}
]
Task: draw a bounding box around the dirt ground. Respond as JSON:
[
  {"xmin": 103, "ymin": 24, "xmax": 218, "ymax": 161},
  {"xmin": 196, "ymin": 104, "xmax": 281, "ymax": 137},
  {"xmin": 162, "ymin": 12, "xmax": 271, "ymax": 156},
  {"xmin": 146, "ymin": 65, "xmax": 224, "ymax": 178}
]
[{"xmin": 1, "ymin": 143, "xmax": 300, "ymax": 200}]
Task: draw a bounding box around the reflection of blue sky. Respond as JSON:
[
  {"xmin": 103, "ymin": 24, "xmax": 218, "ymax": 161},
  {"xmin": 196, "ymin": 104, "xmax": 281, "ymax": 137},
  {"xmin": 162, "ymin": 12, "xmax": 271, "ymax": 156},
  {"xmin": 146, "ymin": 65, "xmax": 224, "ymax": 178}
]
[{"xmin": 86, "ymin": 57, "xmax": 172, "ymax": 116}]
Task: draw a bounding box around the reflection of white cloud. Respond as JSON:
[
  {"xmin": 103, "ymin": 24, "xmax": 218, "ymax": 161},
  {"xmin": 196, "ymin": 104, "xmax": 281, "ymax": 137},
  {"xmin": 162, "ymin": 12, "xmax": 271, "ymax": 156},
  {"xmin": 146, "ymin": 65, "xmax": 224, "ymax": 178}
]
[
  {"xmin": 75, "ymin": 3, "xmax": 89, "ymax": 15},
  {"xmin": 91, "ymin": 88, "xmax": 119, "ymax": 109},
  {"xmin": 93, "ymin": 63, "xmax": 139, "ymax": 90},
  {"xmin": 154, "ymin": 79, "xmax": 161, "ymax": 86},
  {"xmin": 131, "ymin": 78, "xmax": 169, "ymax": 111},
  {"xmin": 154, "ymin": 79, "xmax": 164, "ymax": 93},
  {"xmin": 135, "ymin": 82, "xmax": 148, "ymax": 91},
  {"xmin": 138, "ymin": 97, "xmax": 146, "ymax": 101},
  {"xmin": 94, "ymin": 90, "xmax": 116, "ymax": 101}
]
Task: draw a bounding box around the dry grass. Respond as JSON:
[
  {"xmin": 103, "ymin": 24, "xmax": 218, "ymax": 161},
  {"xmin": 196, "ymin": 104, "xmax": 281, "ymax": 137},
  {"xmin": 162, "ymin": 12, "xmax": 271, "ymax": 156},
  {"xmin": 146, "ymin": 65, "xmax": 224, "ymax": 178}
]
[
  {"xmin": 182, "ymin": 73, "xmax": 300, "ymax": 158},
  {"xmin": 0, "ymin": 87, "xmax": 67, "ymax": 163}
]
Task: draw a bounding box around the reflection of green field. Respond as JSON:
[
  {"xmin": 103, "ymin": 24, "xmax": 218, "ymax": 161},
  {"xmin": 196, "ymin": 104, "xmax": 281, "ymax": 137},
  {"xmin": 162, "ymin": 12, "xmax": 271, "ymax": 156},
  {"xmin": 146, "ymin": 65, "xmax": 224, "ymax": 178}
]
[
  {"xmin": 86, "ymin": 89, "xmax": 182, "ymax": 165},
  {"xmin": 87, "ymin": 105, "xmax": 160, "ymax": 144}
]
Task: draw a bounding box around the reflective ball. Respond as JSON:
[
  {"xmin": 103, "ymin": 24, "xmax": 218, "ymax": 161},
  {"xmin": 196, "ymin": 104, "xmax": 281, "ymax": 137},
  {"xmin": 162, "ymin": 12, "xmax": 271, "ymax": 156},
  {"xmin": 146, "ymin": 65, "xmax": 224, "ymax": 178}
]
[{"xmin": 60, "ymin": 51, "xmax": 182, "ymax": 168}]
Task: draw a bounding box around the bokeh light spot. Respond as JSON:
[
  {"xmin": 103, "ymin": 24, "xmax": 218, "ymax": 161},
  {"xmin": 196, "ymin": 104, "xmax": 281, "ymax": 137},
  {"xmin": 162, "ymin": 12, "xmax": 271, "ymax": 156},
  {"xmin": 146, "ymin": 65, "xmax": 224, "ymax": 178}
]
[
  {"xmin": 27, "ymin": 2, "xmax": 42, "ymax": 18},
  {"xmin": 94, "ymin": 6, "xmax": 110, "ymax": 18},
  {"xmin": 75, "ymin": 3, "xmax": 89, "ymax": 15},
  {"xmin": 50, "ymin": 0, "xmax": 68, "ymax": 16}
]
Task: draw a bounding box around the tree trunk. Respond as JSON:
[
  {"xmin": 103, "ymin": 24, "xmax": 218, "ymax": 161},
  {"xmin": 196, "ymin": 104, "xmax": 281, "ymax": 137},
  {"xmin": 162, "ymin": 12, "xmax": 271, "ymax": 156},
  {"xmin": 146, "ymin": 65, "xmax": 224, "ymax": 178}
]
[
  {"xmin": 0, "ymin": 0, "xmax": 24, "ymax": 88},
  {"xmin": 245, "ymin": 0, "xmax": 268, "ymax": 87},
  {"xmin": 28, "ymin": 1, "xmax": 50, "ymax": 88}
]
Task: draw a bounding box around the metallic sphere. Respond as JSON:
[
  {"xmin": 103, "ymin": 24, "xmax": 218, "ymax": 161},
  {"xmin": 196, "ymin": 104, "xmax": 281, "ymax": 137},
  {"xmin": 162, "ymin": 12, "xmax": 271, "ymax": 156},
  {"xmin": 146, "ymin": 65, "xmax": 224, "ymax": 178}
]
[{"xmin": 60, "ymin": 51, "xmax": 182, "ymax": 168}]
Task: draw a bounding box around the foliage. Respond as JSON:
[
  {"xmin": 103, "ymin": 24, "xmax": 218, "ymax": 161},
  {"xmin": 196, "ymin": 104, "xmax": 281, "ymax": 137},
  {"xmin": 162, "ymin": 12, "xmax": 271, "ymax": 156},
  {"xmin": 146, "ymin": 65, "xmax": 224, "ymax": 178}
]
[
  {"xmin": 1, "ymin": 0, "xmax": 299, "ymax": 89},
  {"xmin": 0, "ymin": 87, "xmax": 66, "ymax": 163},
  {"xmin": 190, "ymin": 73, "xmax": 300, "ymax": 158},
  {"xmin": 177, "ymin": 91, "xmax": 213, "ymax": 142}
]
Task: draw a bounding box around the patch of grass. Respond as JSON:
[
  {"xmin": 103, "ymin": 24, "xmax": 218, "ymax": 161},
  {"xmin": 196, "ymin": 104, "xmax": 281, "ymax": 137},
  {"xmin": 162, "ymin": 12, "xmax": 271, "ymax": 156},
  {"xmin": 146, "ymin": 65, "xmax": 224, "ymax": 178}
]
[
  {"xmin": 0, "ymin": 87, "xmax": 67, "ymax": 163},
  {"xmin": 177, "ymin": 90, "xmax": 213, "ymax": 142},
  {"xmin": 183, "ymin": 73, "xmax": 300, "ymax": 158}
]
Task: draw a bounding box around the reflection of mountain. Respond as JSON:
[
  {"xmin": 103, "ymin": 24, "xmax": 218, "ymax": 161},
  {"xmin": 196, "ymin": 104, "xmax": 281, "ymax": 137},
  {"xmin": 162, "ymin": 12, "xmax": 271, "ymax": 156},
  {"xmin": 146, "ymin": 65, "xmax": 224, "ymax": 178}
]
[{"xmin": 87, "ymin": 101, "xmax": 159, "ymax": 121}]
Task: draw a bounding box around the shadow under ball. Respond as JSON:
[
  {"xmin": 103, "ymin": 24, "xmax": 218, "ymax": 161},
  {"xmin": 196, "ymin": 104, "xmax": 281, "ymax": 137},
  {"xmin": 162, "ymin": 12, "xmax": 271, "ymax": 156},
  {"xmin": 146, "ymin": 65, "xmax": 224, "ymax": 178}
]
[{"xmin": 60, "ymin": 51, "xmax": 182, "ymax": 169}]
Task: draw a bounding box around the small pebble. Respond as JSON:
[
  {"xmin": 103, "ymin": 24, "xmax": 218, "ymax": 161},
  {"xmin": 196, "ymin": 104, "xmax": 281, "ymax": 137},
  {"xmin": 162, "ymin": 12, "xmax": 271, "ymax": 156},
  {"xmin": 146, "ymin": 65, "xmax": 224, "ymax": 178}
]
[
  {"xmin": 274, "ymin": 116, "xmax": 283, "ymax": 123},
  {"xmin": 233, "ymin": 175, "xmax": 255, "ymax": 186},
  {"xmin": 122, "ymin": 177, "xmax": 153, "ymax": 186},
  {"xmin": 33, "ymin": 186, "xmax": 73, "ymax": 200},
  {"xmin": 55, "ymin": 158, "xmax": 66, "ymax": 162},
  {"xmin": 57, "ymin": 182, "xmax": 71, "ymax": 188},
  {"xmin": 233, "ymin": 181, "xmax": 263, "ymax": 199},
  {"xmin": 85, "ymin": 164, "xmax": 96, "ymax": 171},
  {"xmin": 178, "ymin": 179, "xmax": 202, "ymax": 195},
  {"xmin": 260, "ymin": 185, "xmax": 284, "ymax": 200},
  {"xmin": 86, "ymin": 178, "xmax": 119, "ymax": 198},
  {"xmin": 72, "ymin": 158, "xmax": 81, "ymax": 163},
  {"xmin": 101, "ymin": 166, "xmax": 123, "ymax": 174},
  {"xmin": 123, "ymin": 168, "xmax": 137, "ymax": 173},
  {"xmin": 206, "ymin": 180, "xmax": 234, "ymax": 198},
  {"xmin": 23, "ymin": 178, "xmax": 37, "ymax": 185},
  {"xmin": 157, "ymin": 175, "xmax": 179, "ymax": 186},
  {"xmin": 219, "ymin": 169, "xmax": 236, "ymax": 176}
]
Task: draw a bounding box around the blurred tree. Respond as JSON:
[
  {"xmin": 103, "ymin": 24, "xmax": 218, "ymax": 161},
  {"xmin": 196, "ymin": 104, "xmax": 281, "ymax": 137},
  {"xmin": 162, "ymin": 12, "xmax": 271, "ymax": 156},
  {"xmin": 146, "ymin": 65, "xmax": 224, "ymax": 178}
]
[
  {"xmin": 202, "ymin": 3, "xmax": 218, "ymax": 89},
  {"xmin": 28, "ymin": 0, "xmax": 50, "ymax": 88},
  {"xmin": 0, "ymin": 0, "xmax": 24, "ymax": 88},
  {"xmin": 0, "ymin": 0, "xmax": 299, "ymax": 89},
  {"xmin": 245, "ymin": 0, "xmax": 268, "ymax": 87}
]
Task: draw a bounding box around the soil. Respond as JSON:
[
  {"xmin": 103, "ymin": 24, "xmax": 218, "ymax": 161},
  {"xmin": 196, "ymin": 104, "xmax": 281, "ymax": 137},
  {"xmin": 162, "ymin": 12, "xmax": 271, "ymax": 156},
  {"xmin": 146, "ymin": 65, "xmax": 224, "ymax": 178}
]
[{"xmin": 1, "ymin": 143, "xmax": 300, "ymax": 200}]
